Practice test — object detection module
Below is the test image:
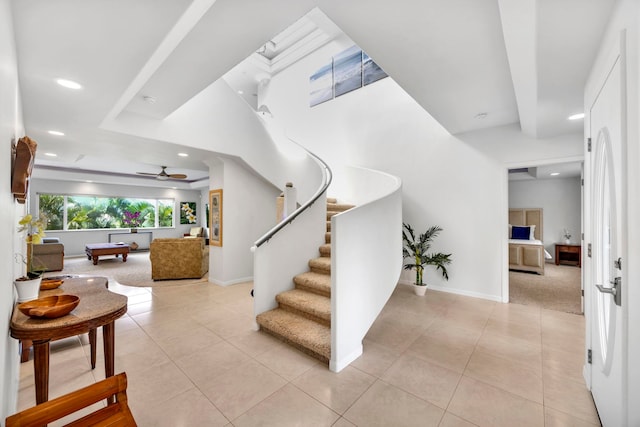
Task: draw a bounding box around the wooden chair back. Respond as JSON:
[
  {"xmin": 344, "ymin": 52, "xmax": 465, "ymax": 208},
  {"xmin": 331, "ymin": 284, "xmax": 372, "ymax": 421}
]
[{"xmin": 6, "ymin": 372, "xmax": 136, "ymax": 427}]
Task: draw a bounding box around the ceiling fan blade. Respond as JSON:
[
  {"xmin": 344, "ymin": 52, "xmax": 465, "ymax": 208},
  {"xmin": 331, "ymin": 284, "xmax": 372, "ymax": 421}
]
[
  {"xmin": 167, "ymin": 174, "xmax": 187, "ymax": 179},
  {"xmin": 136, "ymin": 172, "xmax": 158, "ymax": 176}
]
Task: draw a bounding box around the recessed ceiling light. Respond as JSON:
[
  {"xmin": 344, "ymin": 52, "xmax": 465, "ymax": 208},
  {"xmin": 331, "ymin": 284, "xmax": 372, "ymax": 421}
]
[
  {"xmin": 550, "ymin": 172, "xmax": 560, "ymax": 176},
  {"xmin": 178, "ymin": 153, "xmax": 188, "ymax": 157},
  {"xmin": 56, "ymin": 78, "xmax": 82, "ymax": 90},
  {"xmin": 568, "ymin": 113, "xmax": 584, "ymax": 120},
  {"xmin": 86, "ymin": 180, "xmax": 93, "ymax": 183},
  {"xmin": 475, "ymin": 112, "xmax": 488, "ymax": 119},
  {"xmin": 237, "ymin": 90, "xmax": 244, "ymax": 95},
  {"xmin": 48, "ymin": 130, "xmax": 64, "ymax": 136},
  {"xmin": 143, "ymin": 95, "xmax": 156, "ymax": 104},
  {"xmin": 44, "ymin": 152, "xmax": 57, "ymax": 157}
]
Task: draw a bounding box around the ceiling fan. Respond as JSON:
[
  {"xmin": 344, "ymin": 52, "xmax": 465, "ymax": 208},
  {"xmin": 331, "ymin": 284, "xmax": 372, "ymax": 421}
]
[{"xmin": 136, "ymin": 166, "xmax": 187, "ymax": 181}]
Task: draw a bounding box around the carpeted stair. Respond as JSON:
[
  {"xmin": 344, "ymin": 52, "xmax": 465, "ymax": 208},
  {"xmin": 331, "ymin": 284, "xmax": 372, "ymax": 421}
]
[{"xmin": 256, "ymin": 198, "xmax": 354, "ymax": 363}]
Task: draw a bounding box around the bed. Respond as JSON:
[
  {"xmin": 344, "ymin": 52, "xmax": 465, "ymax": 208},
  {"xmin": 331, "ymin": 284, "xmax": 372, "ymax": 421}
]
[{"xmin": 508, "ymin": 208, "xmax": 548, "ymax": 275}]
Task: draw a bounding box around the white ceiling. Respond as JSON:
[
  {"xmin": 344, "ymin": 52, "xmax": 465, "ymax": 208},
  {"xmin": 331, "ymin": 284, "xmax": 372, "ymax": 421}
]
[{"xmin": 10, "ymin": 0, "xmax": 615, "ymax": 187}]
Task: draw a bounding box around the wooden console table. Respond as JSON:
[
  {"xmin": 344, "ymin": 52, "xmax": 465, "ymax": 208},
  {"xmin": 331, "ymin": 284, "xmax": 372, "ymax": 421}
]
[
  {"xmin": 10, "ymin": 276, "xmax": 128, "ymax": 404},
  {"xmin": 555, "ymin": 243, "xmax": 582, "ymax": 267}
]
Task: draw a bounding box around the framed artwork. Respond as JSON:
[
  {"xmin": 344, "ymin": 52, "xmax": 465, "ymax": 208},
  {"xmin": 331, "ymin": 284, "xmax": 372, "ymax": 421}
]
[
  {"xmin": 209, "ymin": 189, "xmax": 223, "ymax": 246},
  {"xmin": 180, "ymin": 202, "xmax": 197, "ymax": 224},
  {"xmin": 309, "ymin": 62, "xmax": 334, "ymax": 107},
  {"xmin": 333, "ymin": 45, "xmax": 362, "ymax": 98}
]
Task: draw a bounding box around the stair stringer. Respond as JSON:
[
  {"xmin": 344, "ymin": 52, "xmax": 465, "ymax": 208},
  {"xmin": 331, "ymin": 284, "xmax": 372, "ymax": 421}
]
[{"xmin": 330, "ymin": 167, "xmax": 403, "ymax": 372}]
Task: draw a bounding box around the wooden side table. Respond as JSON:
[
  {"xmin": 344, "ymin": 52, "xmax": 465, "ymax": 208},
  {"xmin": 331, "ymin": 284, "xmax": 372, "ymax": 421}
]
[
  {"xmin": 555, "ymin": 243, "xmax": 582, "ymax": 267},
  {"xmin": 10, "ymin": 276, "xmax": 128, "ymax": 404}
]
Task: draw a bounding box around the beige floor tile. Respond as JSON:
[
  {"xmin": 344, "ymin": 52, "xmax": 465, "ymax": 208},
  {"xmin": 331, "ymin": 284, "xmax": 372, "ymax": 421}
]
[
  {"xmin": 364, "ymin": 315, "xmax": 425, "ymax": 353},
  {"xmin": 454, "ymin": 294, "xmax": 497, "ymax": 314},
  {"xmin": 483, "ymin": 316, "xmax": 541, "ymax": 344},
  {"xmin": 407, "ymin": 334, "xmax": 475, "ymax": 374},
  {"xmin": 350, "ymin": 339, "xmax": 401, "ymax": 377},
  {"xmin": 343, "ymin": 380, "xmax": 444, "ymax": 427},
  {"xmin": 475, "ymin": 331, "xmax": 542, "ymax": 371},
  {"xmin": 423, "ymin": 319, "xmax": 483, "ymax": 347},
  {"xmin": 544, "ymin": 406, "xmax": 601, "ymax": 427},
  {"xmin": 542, "ymin": 328, "xmax": 585, "ymax": 354},
  {"xmin": 227, "ymin": 329, "xmax": 285, "ymax": 358},
  {"xmin": 332, "ymin": 417, "xmax": 357, "ymax": 427},
  {"xmin": 201, "ymin": 312, "xmax": 256, "ymax": 340},
  {"xmin": 490, "ymin": 302, "xmax": 541, "ymax": 327},
  {"xmin": 448, "ymin": 376, "xmax": 544, "ymax": 427},
  {"xmin": 381, "ymin": 353, "xmax": 461, "ymax": 409},
  {"xmin": 133, "ymin": 387, "xmax": 229, "ymax": 427},
  {"xmin": 439, "ymin": 306, "xmax": 491, "ymax": 332},
  {"xmin": 543, "ymin": 345, "xmax": 587, "ymax": 385},
  {"xmin": 174, "ymin": 340, "xmax": 252, "ymax": 386},
  {"xmin": 254, "ymin": 340, "xmax": 319, "ymax": 381},
  {"xmin": 292, "ymin": 365, "xmax": 376, "ymax": 414},
  {"xmin": 125, "ymin": 360, "xmax": 195, "ymax": 407},
  {"xmin": 233, "ymin": 383, "xmax": 340, "ymax": 427},
  {"xmin": 543, "ymin": 372, "xmax": 601, "ymax": 425},
  {"xmin": 465, "ymin": 351, "xmax": 543, "ymax": 403},
  {"xmin": 154, "ymin": 324, "xmax": 223, "ymax": 360},
  {"xmin": 439, "ymin": 412, "xmax": 478, "ymax": 427},
  {"xmin": 199, "ymin": 359, "xmax": 287, "ymax": 421}
]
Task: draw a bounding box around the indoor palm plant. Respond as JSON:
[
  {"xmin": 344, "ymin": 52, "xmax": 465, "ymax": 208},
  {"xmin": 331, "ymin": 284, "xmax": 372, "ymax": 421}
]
[{"xmin": 402, "ymin": 223, "xmax": 452, "ymax": 296}]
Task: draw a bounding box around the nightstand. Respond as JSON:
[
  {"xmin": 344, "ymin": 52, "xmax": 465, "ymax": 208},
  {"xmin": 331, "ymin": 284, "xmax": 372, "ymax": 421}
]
[{"xmin": 555, "ymin": 243, "xmax": 582, "ymax": 267}]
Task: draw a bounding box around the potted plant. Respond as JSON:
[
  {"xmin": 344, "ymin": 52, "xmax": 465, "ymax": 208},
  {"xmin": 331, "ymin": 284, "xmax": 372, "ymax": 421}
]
[
  {"xmin": 14, "ymin": 213, "xmax": 47, "ymax": 302},
  {"xmin": 402, "ymin": 223, "xmax": 452, "ymax": 296}
]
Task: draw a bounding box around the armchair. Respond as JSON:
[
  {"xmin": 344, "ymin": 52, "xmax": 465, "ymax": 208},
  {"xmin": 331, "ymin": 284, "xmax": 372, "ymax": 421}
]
[
  {"xmin": 150, "ymin": 238, "xmax": 209, "ymax": 280},
  {"xmin": 32, "ymin": 237, "xmax": 64, "ymax": 272},
  {"xmin": 183, "ymin": 226, "xmax": 204, "ymax": 238}
]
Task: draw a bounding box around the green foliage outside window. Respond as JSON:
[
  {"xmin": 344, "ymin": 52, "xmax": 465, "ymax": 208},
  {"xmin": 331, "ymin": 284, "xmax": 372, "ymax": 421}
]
[{"xmin": 38, "ymin": 194, "xmax": 174, "ymax": 230}]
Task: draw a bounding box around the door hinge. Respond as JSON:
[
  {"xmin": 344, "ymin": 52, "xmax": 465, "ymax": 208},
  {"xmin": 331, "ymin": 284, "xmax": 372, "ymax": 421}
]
[
  {"xmin": 588, "ymin": 349, "xmax": 592, "ymax": 364},
  {"xmin": 581, "ymin": 178, "xmax": 584, "ymax": 186},
  {"xmin": 581, "ymin": 289, "xmax": 584, "ymax": 296},
  {"xmin": 581, "ymin": 232, "xmax": 584, "ymax": 241},
  {"xmin": 587, "ymin": 137, "xmax": 592, "ymax": 152},
  {"xmin": 614, "ymin": 257, "xmax": 622, "ymax": 270},
  {"xmin": 588, "ymin": 243, "xmax": 592, "ymax": 257}
]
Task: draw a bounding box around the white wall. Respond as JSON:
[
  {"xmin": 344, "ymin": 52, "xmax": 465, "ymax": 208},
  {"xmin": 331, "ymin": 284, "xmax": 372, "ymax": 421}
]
[
  {"xmin": 264, "ymin": 36, "xmax": 576, "ymax": 301},
  {"xmin": 509, "ymin": 177, "xmax": 582, "ymax": 260},
  {"xmin": 0, "ymin": 0, "xmax": 23, "ymax": 418},
  {"xmin": 208, "ymin": 157, "xmax": 280, "ymax": 285},
  {"xmin": 29, "ymin": 178, "xmax": 203, "ymax": 256}
]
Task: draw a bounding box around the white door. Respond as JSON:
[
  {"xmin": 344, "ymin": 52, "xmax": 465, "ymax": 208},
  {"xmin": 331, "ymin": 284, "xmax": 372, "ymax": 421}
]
[{"xmin": 586, "ymin": 48, "xmax": 626, "ymax": 426}]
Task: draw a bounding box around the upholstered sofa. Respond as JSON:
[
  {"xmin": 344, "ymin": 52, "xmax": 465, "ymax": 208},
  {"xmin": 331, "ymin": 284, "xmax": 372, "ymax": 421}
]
[
  {"xmin": 149, "ymin": 238, "xmax": 209, "ymax": 280},
  {"xmin": 32, "ymin": 237, "xmax": 64, "ymax": 272}
]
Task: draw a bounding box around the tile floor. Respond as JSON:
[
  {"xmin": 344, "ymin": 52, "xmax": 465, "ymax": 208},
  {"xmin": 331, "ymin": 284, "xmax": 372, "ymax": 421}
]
[{"xmin": 17, "ymin": 280, "xmax": 601, "ymax": 426}]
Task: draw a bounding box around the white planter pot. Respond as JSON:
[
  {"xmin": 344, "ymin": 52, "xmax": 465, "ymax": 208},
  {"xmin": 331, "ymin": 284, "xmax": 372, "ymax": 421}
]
[
  {"xmin": 412, "ymin": 284, "xmax": 427, "ymax": 296},
  {"xmin": 14, "ymin": 277, "xmax": 42, "ymax": 302}
]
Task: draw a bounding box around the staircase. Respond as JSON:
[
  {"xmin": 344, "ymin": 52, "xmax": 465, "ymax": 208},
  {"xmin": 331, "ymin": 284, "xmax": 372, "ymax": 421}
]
[{"xmin": 255, "ymin": 198, "xmax": 354, "ymax": 363}]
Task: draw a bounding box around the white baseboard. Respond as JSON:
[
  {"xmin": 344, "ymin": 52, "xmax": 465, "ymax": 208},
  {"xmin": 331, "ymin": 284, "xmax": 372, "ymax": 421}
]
[
  {"xmin": 208, "ymin": 276, "xmax": 253, "ymax": 287},
  {"xmin": 397, "ymin": 279, "xmax": 502, "ymax": 302}
]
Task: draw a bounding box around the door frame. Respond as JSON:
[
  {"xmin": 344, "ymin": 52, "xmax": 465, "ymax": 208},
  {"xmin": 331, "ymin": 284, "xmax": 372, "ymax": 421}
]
[{"xmin": 501, "ymin": 158, "xmax": 584, "ymax": 305}]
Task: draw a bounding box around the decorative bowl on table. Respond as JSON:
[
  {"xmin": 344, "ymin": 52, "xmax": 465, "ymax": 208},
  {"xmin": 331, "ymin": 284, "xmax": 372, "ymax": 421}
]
[
  {"xmin": 18, "ymin": 295, "xmax": 80, "ymax": 319},
  {"xmin": 40, "ymin": 278, "xmax": 64, "ymax": 290}
]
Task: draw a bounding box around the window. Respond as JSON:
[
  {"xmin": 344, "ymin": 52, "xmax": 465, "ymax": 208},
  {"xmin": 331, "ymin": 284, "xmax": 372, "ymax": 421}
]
[{"xmin": 38, "ymin": 194, "xmax": 174, "ymax": 230}]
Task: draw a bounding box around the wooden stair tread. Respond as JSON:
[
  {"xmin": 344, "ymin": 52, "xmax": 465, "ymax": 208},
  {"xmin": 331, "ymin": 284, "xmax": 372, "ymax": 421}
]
[
  {"xmin": 319, "ymin": 244, "xmax": 331, "ymax": 257},
  {"xmin": 327, "ymin": 203, "xmax": 355, "ymax": 212},
  {"xmin": 256, "ymin": 309, "xmax": 331, "ymax": 362}
]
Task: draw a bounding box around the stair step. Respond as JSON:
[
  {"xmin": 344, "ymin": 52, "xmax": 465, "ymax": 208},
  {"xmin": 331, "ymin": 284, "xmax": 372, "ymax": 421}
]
[
  {"xmin": 294, "ymin": 271, "xmax": 331, "ymax": 297},
  {"xmin": 327, "ymin": 203, "xmax": 355, "ymax": 213},
  {"xmin": 325, "ymin": 232, "xmax": 331, "ymax": 244},
  {"xmin": 309, "ymin": 257, "xmax": 331, "ymax": 274},
  {"xmin": 256, "ymin": 309, "xmax": 331, "ymax": 363},
  {"xmin": 326, "ymin": 197, "xmax": 337, "ymax": 204},
  {"xmin": 326, "ymin": 211, "xmax": 340, "ymax": 220},
  {"xmin": 326, "ymin": 221, "xmax": 331, "ymax": 232},
  {"xmin": 276, "ymin": 289, "xmax": 331, "ymax": 326},
  {"xmin": 319, "ymin": 244, "xmax": 331, "ymax": 257}
]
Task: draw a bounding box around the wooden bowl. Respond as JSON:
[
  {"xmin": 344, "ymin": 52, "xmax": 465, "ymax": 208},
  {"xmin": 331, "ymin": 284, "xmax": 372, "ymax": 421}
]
[
  {"xmin": 18, "ymin": 295, "xmax": 80, "ymax": 319},
  {"xmin": 40, "ymin": 278, "xmax": 64, "ymax": 290}
]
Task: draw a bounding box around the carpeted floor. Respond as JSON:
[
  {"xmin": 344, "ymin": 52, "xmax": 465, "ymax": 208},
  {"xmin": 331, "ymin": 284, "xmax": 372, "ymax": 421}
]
[
  {"xmin": 509, "ymin": 263, "xmax": 582, "ymax": 314},
  {"xmin": 49, "ymin": 251, "xmax": 209, "ymax": 287}
]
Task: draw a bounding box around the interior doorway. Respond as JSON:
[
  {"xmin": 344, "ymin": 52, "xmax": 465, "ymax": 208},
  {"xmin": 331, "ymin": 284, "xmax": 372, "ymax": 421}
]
[{"xmin": 506, "ymin": 161, "xmax": 584, "ymax": 314}]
